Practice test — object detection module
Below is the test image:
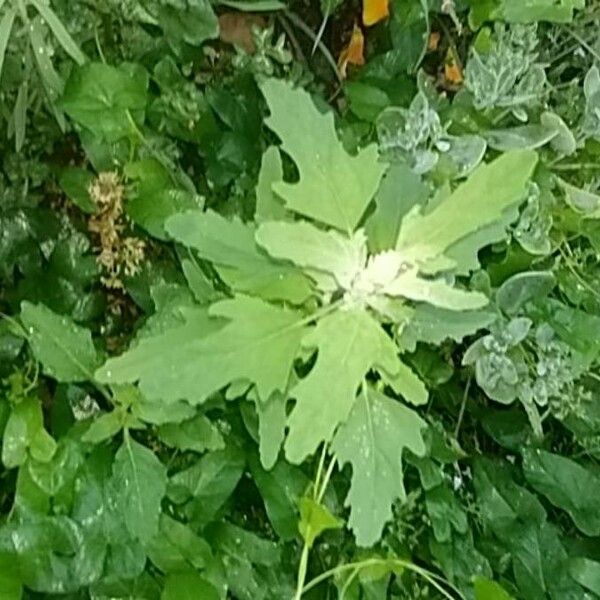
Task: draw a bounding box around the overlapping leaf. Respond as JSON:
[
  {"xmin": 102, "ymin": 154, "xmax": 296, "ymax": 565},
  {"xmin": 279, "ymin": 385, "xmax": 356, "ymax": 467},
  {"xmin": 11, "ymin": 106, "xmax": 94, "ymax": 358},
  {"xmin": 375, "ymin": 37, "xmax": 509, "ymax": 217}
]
[
  {"xmin": 285, "ymin": 308, "xmax": 409, "ymax": 463},
  {"xmin": 167, "ymin": 210, "xmax": 312, "ymax": 304},
  {"xmin": 397, "ymin": 150, "xmax": 538, "ymax": 269},
  {"xmin": 260, "ymin": 78, "xmax": 386, "ymax": 232},
  {"xmin": 97, "ymin": 296, "xmax": 307, "ymax": 403},
  {"xmin": 331, "ymin": 387, "xmax": 427, "ymax": 546}
]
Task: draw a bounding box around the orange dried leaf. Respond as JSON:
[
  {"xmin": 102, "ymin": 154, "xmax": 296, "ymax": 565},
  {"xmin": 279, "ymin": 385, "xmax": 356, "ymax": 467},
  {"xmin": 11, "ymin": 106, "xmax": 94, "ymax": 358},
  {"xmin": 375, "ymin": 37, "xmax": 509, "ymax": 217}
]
[
  {"xmin": 444, "ymin": 48, "xmax": 463, "ymax": 86},
  {"xmin": 363, "ymin": 0, "xmax": 389, "ymax": 26},
  {"xmin": 338, "ymin": 24, "xmax": 365, "ymax": 79},
  {"xmin": 428, "ymin": 32, "xmax": 441, "ymax": 52}
]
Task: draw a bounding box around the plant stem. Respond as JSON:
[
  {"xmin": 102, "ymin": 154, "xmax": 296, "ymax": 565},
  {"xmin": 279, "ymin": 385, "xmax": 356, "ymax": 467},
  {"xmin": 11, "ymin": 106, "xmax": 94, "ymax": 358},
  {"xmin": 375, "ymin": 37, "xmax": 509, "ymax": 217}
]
[
  {"xmin": 301, "ymin": 557, "xmax": 464, "ymax": 599},
  {"xmin": 284, "ymin": 10, "xmax": 342, "ymax": 83}
]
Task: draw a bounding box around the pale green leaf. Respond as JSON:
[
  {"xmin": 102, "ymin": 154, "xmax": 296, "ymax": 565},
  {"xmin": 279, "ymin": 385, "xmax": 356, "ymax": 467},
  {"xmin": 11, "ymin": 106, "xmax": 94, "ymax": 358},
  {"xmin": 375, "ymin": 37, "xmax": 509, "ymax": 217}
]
[
  {"xmin": 255, "ymin": 146, "xmax": 288, "ymax": 222},
  {"xmin": 397, "ymin": 150, "xmax": 538, "ymax": 266},
  {"xmin": 496, "ymin": 271, "xmax": 555, "ymax": 315},
  {"xmin": 167, "ymin": 210, "xmax": 313, "ymax": 304},
  {"xmin": 254, "ymin": 392, "xmax": 287, "ymax": 470},
  {"xmin": 386, "ymin": 271, "xmax": 489, "ymax": 310},
  {"xmin": 97, "ymin": 297, "xmax": 307, "ymax": 403},
  {"xmin": 285, "ymin": 308, "xmax": 402, "ymax": 463},
  {"xmin": 381, "ymin": 360, "xmax": 428, "ymax": 406},
  {"xmin": 219, "ymin": 0, "xmax": 286, "ymax": 10},
  {"xmin": 256, "ymin": 221, "xmax": 366, "ymax": 289},
  {"xmin": 485, "ymin": 124, "xmax": 557, "ymax": 151},
  {"xmin": 21, "ymin": 302, "xmax": 100, "ymax": 383},
  {"xmin": 112, "ymin": 434, "xmax": 167, "ymax": 544},
  {"xmin": 261, "ymin": 78, "xmax": 386, "ymax": 232},
  {"xmin": 331, "ymin": 387, "xmax": 426, "ymax": 546},
  {"xmin": 299, "ymin": 497, "xmax": 343, "ymax": 548},
  {"xmin": 399, "ymin": 305, "xmax": 496, "ymax": 352}
]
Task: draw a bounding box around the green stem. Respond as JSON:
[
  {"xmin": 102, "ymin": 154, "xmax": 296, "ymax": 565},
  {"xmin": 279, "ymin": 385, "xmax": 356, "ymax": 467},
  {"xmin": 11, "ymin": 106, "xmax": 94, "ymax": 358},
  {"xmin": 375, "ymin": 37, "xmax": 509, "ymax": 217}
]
[
  {"xmin": 301, "ymin": 558, "xmax": 464, "ymax": 599},
  {"xmin": 294, "ymin": 542, "xmax": 310, "ymax": 600}
]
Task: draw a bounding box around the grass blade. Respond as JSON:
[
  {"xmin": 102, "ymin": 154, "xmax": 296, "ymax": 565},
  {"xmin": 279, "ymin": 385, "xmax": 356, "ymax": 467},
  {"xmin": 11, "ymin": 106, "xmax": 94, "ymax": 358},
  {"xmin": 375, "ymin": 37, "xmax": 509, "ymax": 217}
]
[
  {"xmin": 0, "ymin": 8, "xmax": 16, "ymax": 82},
  {"xmin": 30, "ymin": 0, "xmax": 86, "ymax": 65}
]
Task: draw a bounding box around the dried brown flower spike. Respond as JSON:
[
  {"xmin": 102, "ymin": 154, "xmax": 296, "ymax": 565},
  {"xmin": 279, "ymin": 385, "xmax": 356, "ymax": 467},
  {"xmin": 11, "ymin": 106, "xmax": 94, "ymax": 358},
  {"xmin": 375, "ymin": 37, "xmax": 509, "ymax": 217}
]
[{"xmin": 88, "ymin": 172, "xmax": 146, "ymax": 291}]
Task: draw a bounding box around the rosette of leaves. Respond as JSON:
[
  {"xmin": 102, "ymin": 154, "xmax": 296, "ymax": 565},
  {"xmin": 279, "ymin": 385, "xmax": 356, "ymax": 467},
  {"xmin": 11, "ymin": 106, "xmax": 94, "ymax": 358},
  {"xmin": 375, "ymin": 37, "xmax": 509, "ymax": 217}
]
[
  {"xmin": 465, "ymin": 23, "xmax": 546, "ymax": 118},
  {"xmin": 95, "ymin": 78, "xmax": 537, "ymax": 547}
]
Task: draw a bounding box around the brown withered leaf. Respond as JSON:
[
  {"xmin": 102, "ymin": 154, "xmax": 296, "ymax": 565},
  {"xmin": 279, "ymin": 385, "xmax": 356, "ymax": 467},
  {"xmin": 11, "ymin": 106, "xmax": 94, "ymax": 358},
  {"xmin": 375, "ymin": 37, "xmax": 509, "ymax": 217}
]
[{"xmin": 219, "ymin": 12, "xmax": 266, "ymax": 54}]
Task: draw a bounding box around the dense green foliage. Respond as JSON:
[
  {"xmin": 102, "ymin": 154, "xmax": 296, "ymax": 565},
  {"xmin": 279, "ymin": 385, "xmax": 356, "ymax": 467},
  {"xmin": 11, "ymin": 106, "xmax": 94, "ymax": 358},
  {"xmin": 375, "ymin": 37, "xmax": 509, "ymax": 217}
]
[{"xmin": 3, "ymin": 0, "xmax": 600, "ymax": 598}]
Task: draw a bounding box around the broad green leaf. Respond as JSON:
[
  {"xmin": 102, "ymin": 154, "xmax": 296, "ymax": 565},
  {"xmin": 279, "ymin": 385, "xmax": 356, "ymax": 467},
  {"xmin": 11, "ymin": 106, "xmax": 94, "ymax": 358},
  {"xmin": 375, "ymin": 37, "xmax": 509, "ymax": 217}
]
[
  {"xmin": 168, "ymin": 446, "xmax": 245, "ymax": 526},
  {"xmin": 128, "ymin": 189, "xmax": 203, "ymax": 240},
  {"xmin": 331, "ymin": 387, "xmax": 426, "ymax": 546},
  {"xmin": 61, "ymin": 63, "xmax": 148, "ymax": 141},
  {"xmin": 250, "ymin": 456, "xmax": 308, "ymax": 540},
  {"xmin": 147, "ymin": 514, "xmax": 212, "ymax": 573},
  {"xmin": 285, "ymin": 308, "xmax": 404, "ymax": 463},
  {"xmin": 97, "ymin": 297, "xmax": 307, "ymax": 403},
  {"xmin": 467, "ymin": 0, "xmax": 584, "ymax": 25},
  {"xmin": 260, "ymin": 78, "xmax": 386, "ymax": 232},
  {"xmin": 522, "ymin": 448, "xmax": 600, "ymax": 536},
  {"xmin": 397, "ymin": 150, "xmax": 538, "ymax": 266},
  {"xmin": 0, "ymin": 553, "xmax": 22, "ymax": 600},
  {"xmin": 58, "ymin": 167, "xmax": 95, "ymax": 213},
  {"xmin": 425, "ymin": 485, "xmax": 469, "ymax": 543},
  {"xmin": 158, "ymin": 414, "xmax": 225, "ymax": 453},
  {"xmin": 298, "ymin": 497, "xmax": 343, "ymax": 548},
  {"xmin": 112, "ymin": 434, "xmax": 167, "ymax": 544},
  {"xmin": 504, "ymin": 0, "xmax": 584, "ymax": 23},
  {"xmin": 255, "ymin": 146, "xmax": 288, "ymax": 222},
  {"xmin": 2, "ymin": 397, "xmax": 56, "ymax": 469},
  {"xmin": 256, "ymin": 221, "xmax": 366, "ymax": 289},
  {"xmin": 167, "ymin": 210, "xmax": 313, "ymax": 304},
  {"xmin": 473, "ymin": 577, "xmax": 514, "ymax": 599},
  {"xmin": 206, "ymin": 521, "xmax": 286, "ymax": 599},
  {"xmin": 20, "ymin": 302, "xmax": 100, "ymax": 383},
  {"xmin": 82, "ymin": 410, "xmax": 124, "ymax": 443},
  {"xmin": 157, "ymin": 0, "xmax": 218, "ymax": 46},
  {"xmin": 496, "ymin": 271, "xmax": 555, "ymax": 315},
  {"xmin": 162, "ymin": 571, "xmax": 220, "ymax": 600},
  {"xmin": 399, "ymin": 305, "xmax": 496, "ymax": 352},
  {"xmin": 365, "ymin": 163, "xmax": 428, "ymax": 253},
  {"xmin": 568, "ymin": 558, "xmax": 600, "ymax": 596}
]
